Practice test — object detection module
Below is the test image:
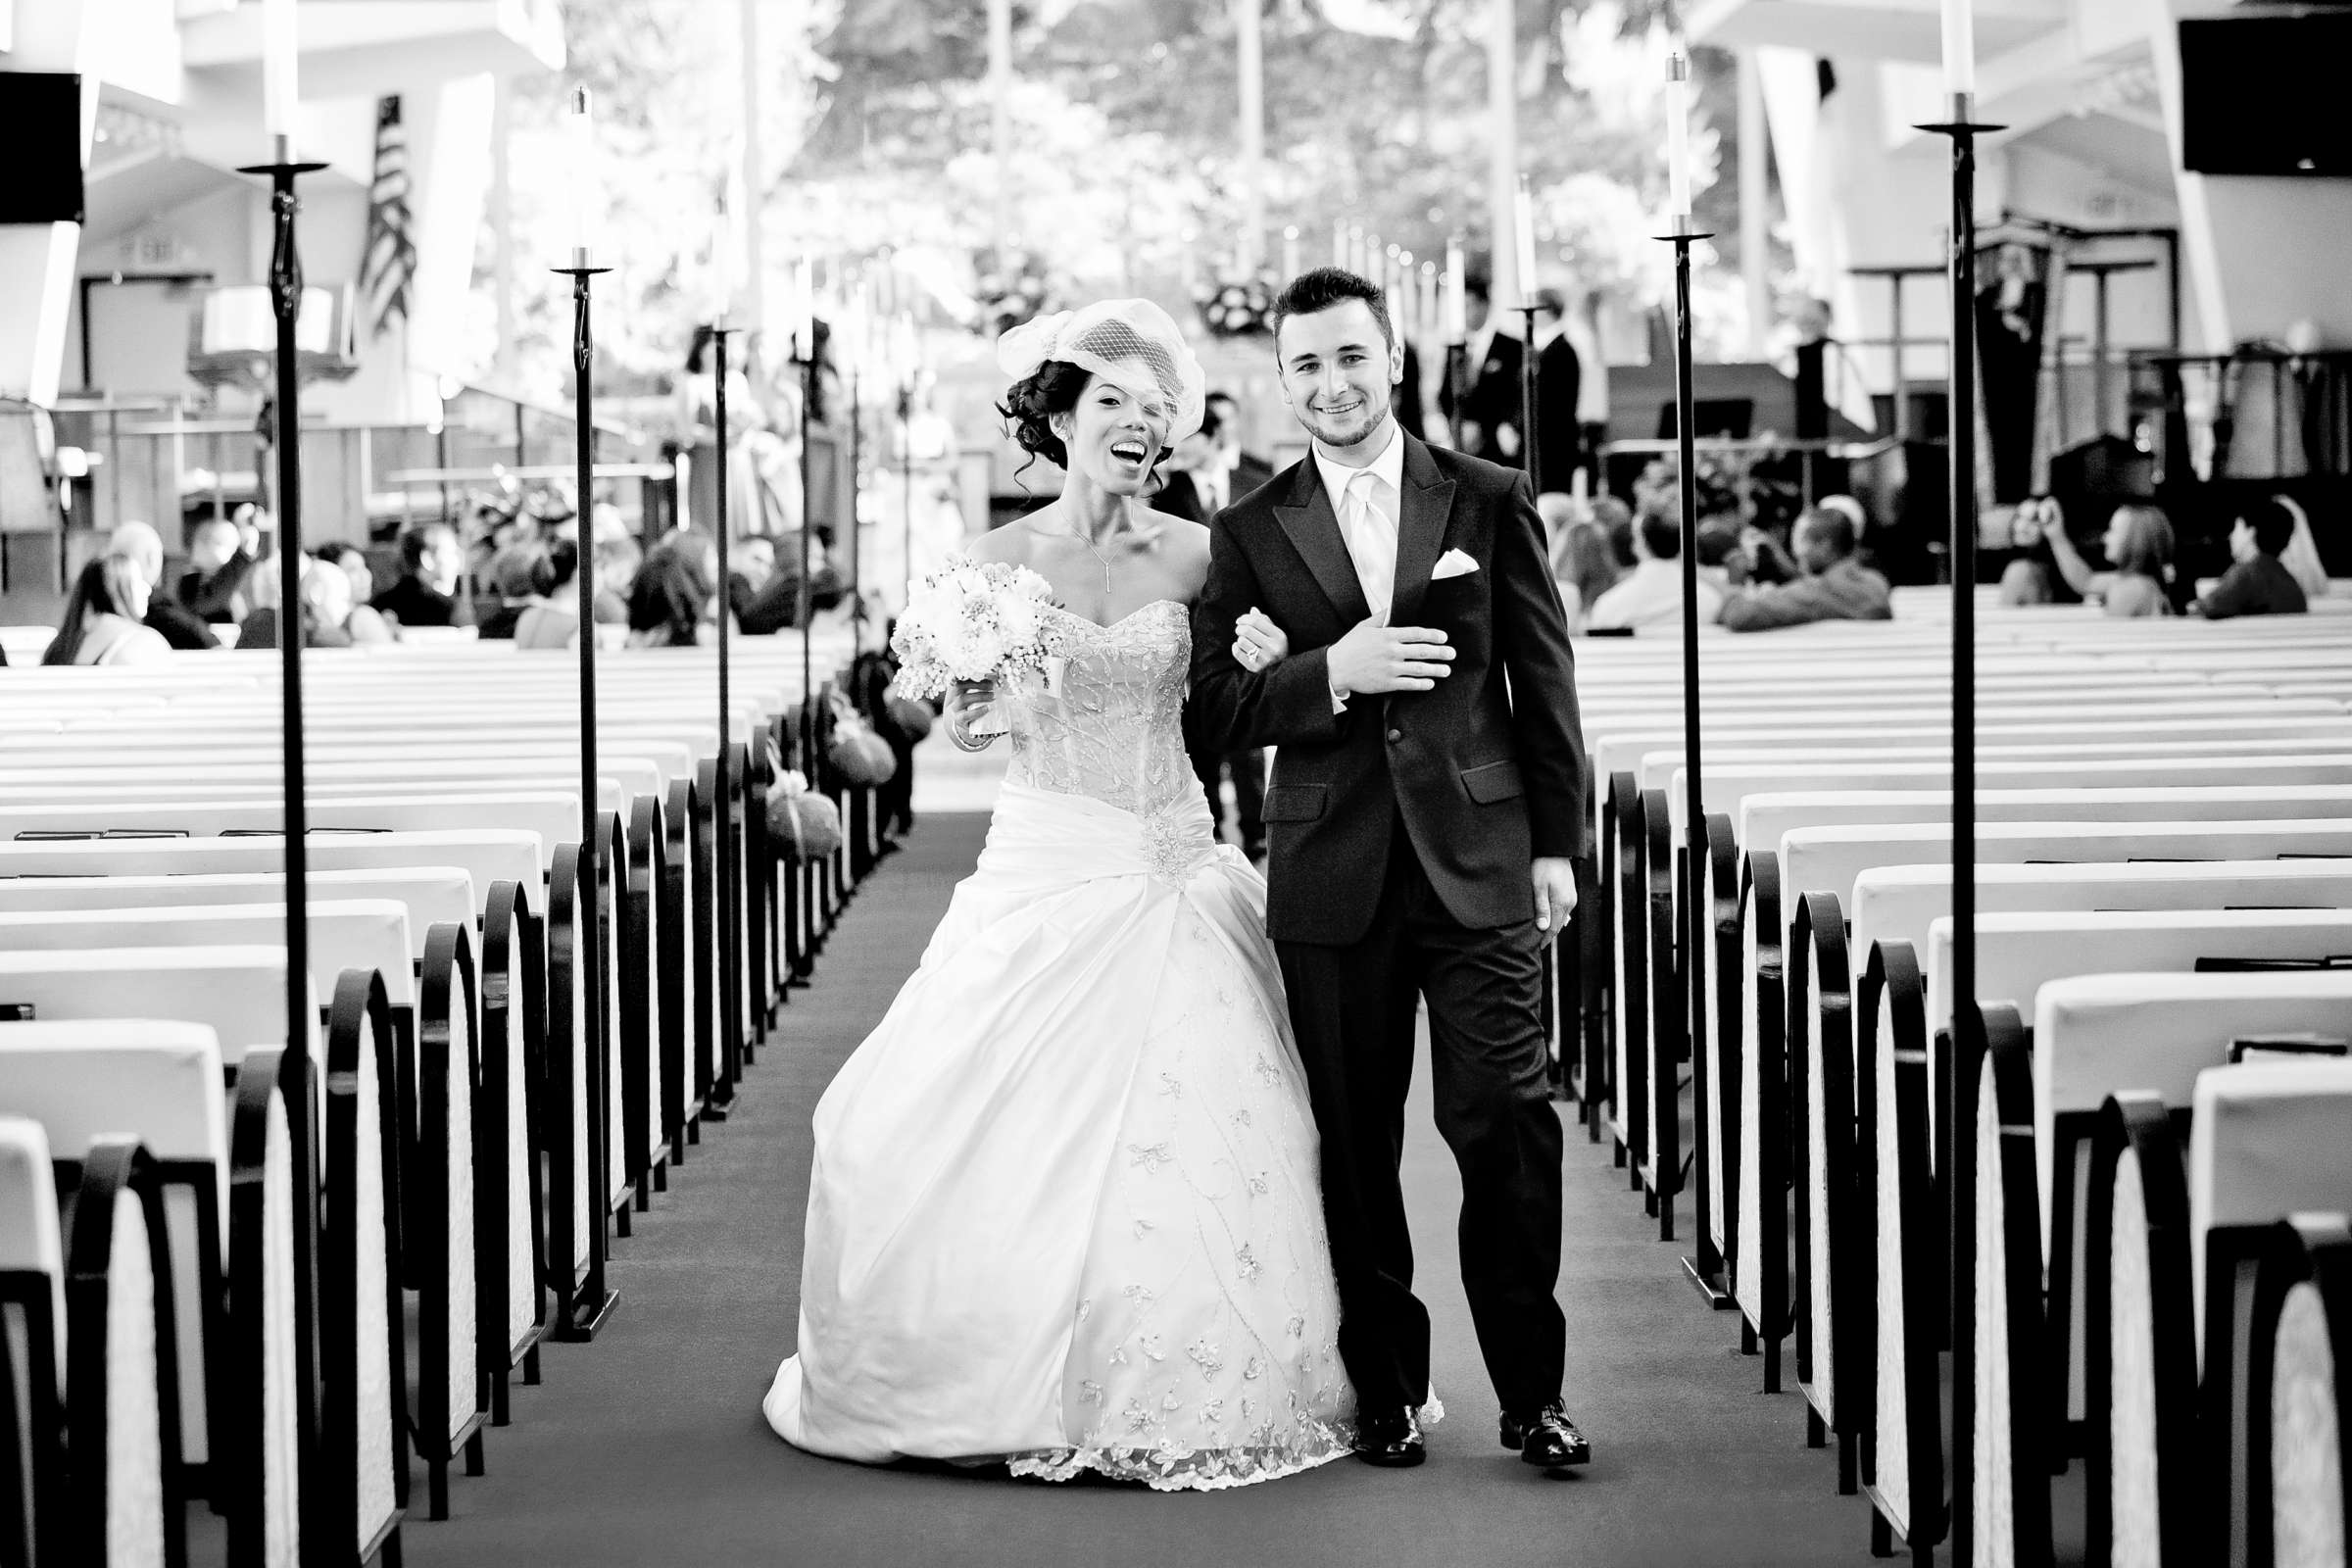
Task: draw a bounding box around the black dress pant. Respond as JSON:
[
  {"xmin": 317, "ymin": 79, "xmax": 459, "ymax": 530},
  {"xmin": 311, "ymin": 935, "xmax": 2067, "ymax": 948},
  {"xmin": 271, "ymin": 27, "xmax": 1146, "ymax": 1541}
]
[
  {"xmin": 1276, "ymin": 825, "xmax": 1566, "ymax": 1417},
  {"xmin": 1191, "ymin": 745, "xmax": 1266, "ymax": 849}
]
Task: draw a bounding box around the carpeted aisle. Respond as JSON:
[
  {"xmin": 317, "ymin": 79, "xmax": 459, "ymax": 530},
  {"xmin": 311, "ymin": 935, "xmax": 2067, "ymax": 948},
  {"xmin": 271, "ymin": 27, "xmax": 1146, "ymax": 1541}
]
[{"xmin": 407, "ymin": 813, "xmax": 1879, "ymax": 1568}]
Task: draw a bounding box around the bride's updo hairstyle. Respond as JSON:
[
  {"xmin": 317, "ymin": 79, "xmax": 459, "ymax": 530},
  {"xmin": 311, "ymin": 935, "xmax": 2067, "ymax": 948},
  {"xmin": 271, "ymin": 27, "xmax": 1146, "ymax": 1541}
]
[
  {"xmin": 995, "ymin": 300, "xmax": 1207, "ymax": 478},
  {"xmin": 998, "ymin": 359, "xmax": 1095, "ymax": 472}
]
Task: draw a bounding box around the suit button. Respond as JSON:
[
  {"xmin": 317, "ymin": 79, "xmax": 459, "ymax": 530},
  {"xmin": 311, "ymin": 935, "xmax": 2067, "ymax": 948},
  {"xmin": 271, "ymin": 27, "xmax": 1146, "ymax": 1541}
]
[{"xmin": 1386, "ymin": 728, "xmax": 1403, "ymax": 743}]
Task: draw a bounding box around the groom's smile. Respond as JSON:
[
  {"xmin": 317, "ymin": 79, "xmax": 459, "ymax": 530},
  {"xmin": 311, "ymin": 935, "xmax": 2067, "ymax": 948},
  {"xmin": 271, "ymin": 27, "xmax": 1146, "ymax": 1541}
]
[{"xmin": 1273, "ymin": 296, "xmax": 1403, "ymax": 458}]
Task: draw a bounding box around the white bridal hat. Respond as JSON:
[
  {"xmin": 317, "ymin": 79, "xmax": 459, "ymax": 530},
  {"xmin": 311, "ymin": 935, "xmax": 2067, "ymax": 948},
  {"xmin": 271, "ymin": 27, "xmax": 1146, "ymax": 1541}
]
[{"xmin": 996, "ymin": 298, "xmax": 1206, "ymax": 445}]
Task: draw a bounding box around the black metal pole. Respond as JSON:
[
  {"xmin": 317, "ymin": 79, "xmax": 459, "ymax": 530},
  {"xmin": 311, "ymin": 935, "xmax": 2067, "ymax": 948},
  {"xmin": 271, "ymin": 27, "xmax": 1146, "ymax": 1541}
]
[
  {"xmin": 901, "ymin": 381, "xmax": 915, "ymax": 609},
  {"xmin": 1513, "ymin": 302, "xmax": 1566, "ymax": 1102},
  {"xmin": 1925, "ymin": 91, "xmax": 1998, "ymax": 1565},
  {"xmin": 554, "ymin": 254, "xmax": 615, "ymax": 1340},
  {"xmin": 1659, "ymin": 216, "xmax": 1727, "ymax": 1289},
  {"xmin": 237, "ymin": 139, "xmax": 326, "ymax": 1568},
  {"xmin": 711, "ymin": 324, "xmax": 741, "ymax": 1110},
  {"xmin": 848, "ymin": 364, "xmax": 862, "ymax": 603}
]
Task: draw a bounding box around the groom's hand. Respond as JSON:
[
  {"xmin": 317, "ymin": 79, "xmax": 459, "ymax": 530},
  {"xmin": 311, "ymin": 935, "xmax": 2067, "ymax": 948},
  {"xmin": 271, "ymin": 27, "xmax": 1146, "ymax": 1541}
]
[
  {"xmin": 1532, "ymin": 858, "xmax": 1578, "ymax": 932},
  {"xmin": 1326, "ymin": 620, "xmax": 1454, "ymax": 697}
]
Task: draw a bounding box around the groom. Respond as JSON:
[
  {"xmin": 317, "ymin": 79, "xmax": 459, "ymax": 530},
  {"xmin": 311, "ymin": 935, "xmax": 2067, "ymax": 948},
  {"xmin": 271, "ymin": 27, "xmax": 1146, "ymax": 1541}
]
[{"xmin": 1189, "ymin": 268, "xmax": 1592, "ymax": 1472}]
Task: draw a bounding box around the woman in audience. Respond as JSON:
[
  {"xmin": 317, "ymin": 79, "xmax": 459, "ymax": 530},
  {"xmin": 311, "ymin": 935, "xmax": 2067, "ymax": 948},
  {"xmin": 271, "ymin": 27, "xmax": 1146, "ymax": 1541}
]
[
  {"xmin": 514, "ymin": 539, "xmax": 586, "ymax": 650},
  {"xmin": 314, "ymin": 541, "xmax": 395, "ymax": 644},
  {"xmin": 235, "ymin": 552, "xmax": 356, "ymax": 649},
  {"xmin": 42, "ymin": 555, "xmax": 172, "ymax": 665},
  {"xmin": 1551, "ymin": 517, "xmax": 1621, "ymax": 635},
  {"xmin": 474, "ymin": 544, "xmax": 547, "ymax": 641},
  {"xmin": 626, "ymin": 530, "xmax": 727, "ymax": 648},
  {"xmin": 2038, "ymin": 499, "xmax": 2175, "ymax": 616}
]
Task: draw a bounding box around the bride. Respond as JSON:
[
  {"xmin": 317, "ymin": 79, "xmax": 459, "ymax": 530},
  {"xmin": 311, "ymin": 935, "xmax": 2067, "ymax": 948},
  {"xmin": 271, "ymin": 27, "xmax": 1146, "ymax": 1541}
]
[{"xmin": 763, "ymin": 300, "xmax": 1361, "ymax": 1489}]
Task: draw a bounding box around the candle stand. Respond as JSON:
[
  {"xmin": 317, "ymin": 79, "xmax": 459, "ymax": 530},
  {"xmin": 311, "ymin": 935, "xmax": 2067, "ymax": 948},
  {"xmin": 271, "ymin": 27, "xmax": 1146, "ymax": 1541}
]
[{"xmin": 550, "ymin": 247, "xmax": 620, "ymax": 1343}]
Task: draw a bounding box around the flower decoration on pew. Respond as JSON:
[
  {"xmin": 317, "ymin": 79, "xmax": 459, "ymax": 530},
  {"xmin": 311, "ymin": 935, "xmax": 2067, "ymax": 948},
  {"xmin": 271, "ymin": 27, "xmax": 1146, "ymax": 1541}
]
[
  {"xmin": 1193, "ymin": 270, "xmax": 1277, "ymax": 339},
  {"xmin": 890, "ymin": 556, "xmax": 1069, "ymax": 704}
]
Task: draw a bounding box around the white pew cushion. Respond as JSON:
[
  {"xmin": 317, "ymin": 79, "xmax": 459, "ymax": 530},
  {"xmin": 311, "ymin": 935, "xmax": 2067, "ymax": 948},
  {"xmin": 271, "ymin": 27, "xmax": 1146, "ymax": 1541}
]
[{"xmin": 2189, "ymin": 1062, "xmax": 2352, "ymax": 1349}]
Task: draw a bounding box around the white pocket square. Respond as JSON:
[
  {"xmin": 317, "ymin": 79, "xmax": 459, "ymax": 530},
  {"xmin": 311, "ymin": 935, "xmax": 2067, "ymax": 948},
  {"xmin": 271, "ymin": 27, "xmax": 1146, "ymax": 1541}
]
[{"xmin": 1432, "ymin": 549, "xmax": 1480, "ymax": 580}]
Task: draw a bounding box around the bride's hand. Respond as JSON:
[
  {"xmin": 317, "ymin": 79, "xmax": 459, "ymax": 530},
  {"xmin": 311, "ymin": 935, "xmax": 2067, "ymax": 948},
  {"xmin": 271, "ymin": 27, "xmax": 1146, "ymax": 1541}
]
[
  {"xmin": 1233, "ymin": 608, "xmax": 1289, "ymax": 674},
  {"xmin": 945, "ymin": 678, "xmax": 1003, "ymax": 751}
]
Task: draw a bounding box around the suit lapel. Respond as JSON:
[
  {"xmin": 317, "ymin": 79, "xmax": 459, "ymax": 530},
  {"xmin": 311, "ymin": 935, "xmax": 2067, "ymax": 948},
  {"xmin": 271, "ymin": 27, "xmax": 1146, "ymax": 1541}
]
[
  {"xmin": 1386, "ymin": 434, "xmax": 1455, "ymax": 629},
  {"xmin": 1271, "ymin": 459, "xmax": 1372, "ymax": 627}
]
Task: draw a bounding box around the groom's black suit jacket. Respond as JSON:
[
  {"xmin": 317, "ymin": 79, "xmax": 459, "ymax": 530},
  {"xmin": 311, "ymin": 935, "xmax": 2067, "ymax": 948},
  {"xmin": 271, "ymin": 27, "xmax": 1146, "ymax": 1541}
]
[{"xmin": 1189, "ymin": 432, "xmax": 1588, "ymax": 946}]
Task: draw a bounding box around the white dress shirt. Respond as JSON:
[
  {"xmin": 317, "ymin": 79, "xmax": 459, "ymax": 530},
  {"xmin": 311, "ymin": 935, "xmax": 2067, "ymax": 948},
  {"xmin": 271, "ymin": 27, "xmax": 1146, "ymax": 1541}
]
[
  {"xmin": 1312, "ymin": 420, "xmax": 1406, "ymax": 622},
  {"xmin": 1311, "ymin": 420, "xmax": 1406, "ymax": 707}
]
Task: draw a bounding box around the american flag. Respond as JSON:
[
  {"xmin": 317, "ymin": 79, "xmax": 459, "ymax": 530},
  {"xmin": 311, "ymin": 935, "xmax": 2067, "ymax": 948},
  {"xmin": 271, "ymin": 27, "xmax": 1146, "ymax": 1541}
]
[{"xmin": 360, "ymin": 95, "xmax": 415, "ymax": 338}]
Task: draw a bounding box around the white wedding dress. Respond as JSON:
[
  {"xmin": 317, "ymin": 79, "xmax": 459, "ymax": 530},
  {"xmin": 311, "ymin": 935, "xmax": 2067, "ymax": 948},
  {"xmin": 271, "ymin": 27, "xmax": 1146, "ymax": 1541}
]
[{"xmin": 764, "ymin": 600, "xmax": 1357, "ymax": 1490}]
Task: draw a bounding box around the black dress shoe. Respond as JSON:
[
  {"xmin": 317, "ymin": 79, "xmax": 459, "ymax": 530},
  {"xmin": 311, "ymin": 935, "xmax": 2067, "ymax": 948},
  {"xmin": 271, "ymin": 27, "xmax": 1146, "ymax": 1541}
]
[
  {"xmin": 1499, "ymin": 1400, "xmax": 1592, "ymax": 1469},
  {"xmin": 1351, "ymin": 1406, "xmax": 1426, "ymax": 1468}
]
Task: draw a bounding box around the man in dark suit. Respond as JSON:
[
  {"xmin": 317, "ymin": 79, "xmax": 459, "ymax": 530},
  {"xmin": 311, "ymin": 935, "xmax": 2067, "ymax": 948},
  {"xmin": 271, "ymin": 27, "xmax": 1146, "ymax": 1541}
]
[
  {"xmin": 1190, "ymin": 267, "xmax": 1591, "ymax": 1474},
  {"xmin": 177, "ymin": 515, "xmax": 255, "ymax": 625},
  {"xmin": 1204, "ymin": 390, "xmax": 1276, "ymax": 500},
  {"xmin": 1531, "ymin": 288, "xmax": 1585, "ymax": 496},
  {"xmin": 1435, "ymin": 274, "xmax": 1524, "ymax": 466},
  {"xmin": 372, "ymin": 521, "xmax": 471, "ymax": 630}
]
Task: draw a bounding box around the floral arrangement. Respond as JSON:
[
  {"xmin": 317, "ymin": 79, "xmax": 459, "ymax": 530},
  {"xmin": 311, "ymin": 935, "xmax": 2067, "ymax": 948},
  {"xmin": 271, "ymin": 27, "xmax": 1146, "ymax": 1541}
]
[
  {"xmin": 1194, "ymin": 271, "xmax": 1277, "ymax": 339},
  {"xmin": 975, "ymin": 248, "xmax": 1053, "ymax": 339},
  {"xmin": 889, "ymin": 557, "xmax": 1068, "ymax": 702}
]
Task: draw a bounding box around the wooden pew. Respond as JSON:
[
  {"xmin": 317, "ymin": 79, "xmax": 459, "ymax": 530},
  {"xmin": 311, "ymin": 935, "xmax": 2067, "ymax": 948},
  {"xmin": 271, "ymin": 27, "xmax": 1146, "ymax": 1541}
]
[{"xmin": 1962, "ymin": 974, "xmax": 2352, "ymax": 1566}]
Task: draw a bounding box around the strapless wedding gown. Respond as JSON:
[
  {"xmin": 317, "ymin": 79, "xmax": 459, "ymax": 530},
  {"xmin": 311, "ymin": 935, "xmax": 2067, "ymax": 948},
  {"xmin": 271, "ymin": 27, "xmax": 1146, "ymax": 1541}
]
[{"xmin": 764, "ymin": 601, "xmax": 1357, "ymax": 1490}]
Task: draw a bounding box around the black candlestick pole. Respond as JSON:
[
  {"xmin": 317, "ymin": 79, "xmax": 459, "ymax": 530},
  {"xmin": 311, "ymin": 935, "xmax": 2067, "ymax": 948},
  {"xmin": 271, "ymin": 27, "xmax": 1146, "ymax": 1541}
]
[
  {"xmin": 710, "ymin": 323, "xmax": 742, "ymax": 1113},
  {"xmin": 553, "ymin": 251, "xmax": 617, "ymax": 1341},
  {"xmin": 1926, "ymin": 90, "xmax": 2008, "ymax": 1567},
  {"xmin": 1512, "ymin": 301, "xmax": 1566, "ymax": 1103},
  {"xmin": 236, "ymin": 147, "xmax": 327, "ymax": 1125},
  {"xmin": 1653, "ymin": 216, "xmax": 1722, "ymax": 1281},
  {"xmin": 901, "ymin": 381, "xmax": 916, "ymax": 608},
  {"xmin": 235, "ymin": 139, "xmax": 327, "ymax": 1568}
]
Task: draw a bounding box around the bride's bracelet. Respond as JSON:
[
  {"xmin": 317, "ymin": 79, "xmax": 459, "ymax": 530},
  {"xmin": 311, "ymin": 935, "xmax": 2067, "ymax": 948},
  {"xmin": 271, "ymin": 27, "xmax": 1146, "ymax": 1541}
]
[{"xmin": 946, "ymin": 707, "xmax": 999, "ymax": 753}]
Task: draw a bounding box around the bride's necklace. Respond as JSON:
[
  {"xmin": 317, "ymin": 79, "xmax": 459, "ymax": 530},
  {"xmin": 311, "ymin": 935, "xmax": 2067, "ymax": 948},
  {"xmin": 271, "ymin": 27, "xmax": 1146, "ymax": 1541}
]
[{"xmin": 1026, "ymin": 511, "xmax": 1151, "ymax": 599}]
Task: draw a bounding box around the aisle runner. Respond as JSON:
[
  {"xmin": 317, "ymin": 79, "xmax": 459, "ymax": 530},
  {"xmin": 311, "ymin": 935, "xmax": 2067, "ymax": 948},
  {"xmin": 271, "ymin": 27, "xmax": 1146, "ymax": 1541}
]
[{"xmin": 405, "ymin": 817, "xmax": 1875, "ymax": 1568}]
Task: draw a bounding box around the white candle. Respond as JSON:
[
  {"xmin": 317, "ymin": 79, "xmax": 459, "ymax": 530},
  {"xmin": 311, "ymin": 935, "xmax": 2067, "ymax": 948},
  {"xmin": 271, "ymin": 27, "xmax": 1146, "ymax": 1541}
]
[
  {"xmin": 564, "ymin": 88, "xmax": 598, "ymax": 262},
  {"xmin": 262, "ymin": 0, "xmax": 298, "ymax": 148},
  {"xmin": 1332, "ymin": 222, "xmax": 1347, "ymax": 269},
  {"xmin": 1941, "ymin": 0, "xmax": 1976, "ymax": 98},
  {"xmin": 1282, "ymin": 224, "xmax": 1300, "ymax": 280},
  {"xmin": 1419, "ymin": 261, "xmax": 1440, "ymax": 346},
  {"xmin": 1513, "ymin": 177, "xmax": 1539, "ymax": 302},
  {"xmin": 1444, "ymin": 237, "xmax": 1466, "ymax": 342},
  {"xmin": 1664, "ymin": 52, "xmax": 1692, "ymax": 219}
]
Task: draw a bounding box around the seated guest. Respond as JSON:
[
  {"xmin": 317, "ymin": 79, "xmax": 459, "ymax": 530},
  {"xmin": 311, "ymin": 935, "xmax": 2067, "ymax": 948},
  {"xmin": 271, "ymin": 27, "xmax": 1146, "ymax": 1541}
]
[
  {"xmin": 177, "ymin": 515, "xmax": 255, "ymax": 624},
  {"xmin": 374, "ymin": 521, "xmax": 472, "ymax": 630},
  {"xmin": 627, "ymin": 530, "xmax": 726, "ymax": 648},
  {"xmin": 1587, "ymin": 508, "xmax": 1724, "ymax": 632},
  {"xmin": 1720, "ymin": 506, "xmax": 1893, "ymax": 631},
  {"xmin": 739, "ymin": 528, "xmax": 848, "ymax": 634},
  {"xmin": 44, "ymin": 556, "xmax": 172, "ymax": 665},
  {"xmin": 1152, "ymin": 406, "xmax": 1226, "ymax": 523},
  {"xmin": 1551, "ymin": 517, "xmax": 1621, "ymax": 636},
  {"xmin": 235, "ymin": 554, "xmax": 355, "ymax": 650},
  {"xmin": 2275, "ymin": 494, "xmax": 2328, "ymax": 601},
  {"xmin": 108, "ymin": 520, "xmax": 215, "ymax": 651},
  {"xmin": 592, "ymin": 532, "xmax": 641, "ymax": 628},
  {"xmin": 515, "ymin": 539, "xmax": 588, "ymax": 650},
  {"xmin": 473, "ymin": 544, "xmax": 548, "ymax": 641},
  {"xmin": 313, "ymin": 541, "xmax": 395, "ymax": 643},
  {"xmin": 2193, "ymin": 497, "xmax": 2309, "ymax": 619},
  {"xmin": 2039, "ymin": 500, "xmax": 2174, "ymax": 617},
  {"xmin": 1695, "ymin": 515, "xmax": 1743, "ymax": 593},
  {"xmin": 728, "ymin": 535, "xmax": 778, "ymax": 620}
]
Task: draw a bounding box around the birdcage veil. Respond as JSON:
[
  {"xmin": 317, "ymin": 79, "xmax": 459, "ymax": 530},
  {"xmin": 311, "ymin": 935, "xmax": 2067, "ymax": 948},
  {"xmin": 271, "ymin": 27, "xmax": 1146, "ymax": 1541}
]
[{"xmin": 996, "ymin": 299, "xmax": 1205, "ymax": 444}]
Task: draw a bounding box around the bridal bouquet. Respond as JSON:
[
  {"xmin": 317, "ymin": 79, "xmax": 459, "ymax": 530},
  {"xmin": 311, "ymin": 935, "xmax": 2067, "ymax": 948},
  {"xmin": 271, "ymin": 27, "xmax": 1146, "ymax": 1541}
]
[{"xmin": 890, "ymin": 558, "xmax": 1067, "ymax": 704}]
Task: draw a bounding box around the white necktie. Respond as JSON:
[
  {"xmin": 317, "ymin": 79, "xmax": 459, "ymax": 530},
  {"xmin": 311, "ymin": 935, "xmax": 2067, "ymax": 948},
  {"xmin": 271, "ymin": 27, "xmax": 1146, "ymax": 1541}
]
[{"xmin": 1341, "ymin": 468, "xmax": 1397, "ymax": 623}]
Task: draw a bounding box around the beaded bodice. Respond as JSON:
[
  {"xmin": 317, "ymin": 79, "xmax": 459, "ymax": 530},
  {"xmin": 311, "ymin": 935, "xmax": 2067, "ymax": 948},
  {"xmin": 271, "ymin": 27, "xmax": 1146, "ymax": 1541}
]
[{"xmin": 1003, "ymin": 601, "xmax": 1193, "ymax": 819}]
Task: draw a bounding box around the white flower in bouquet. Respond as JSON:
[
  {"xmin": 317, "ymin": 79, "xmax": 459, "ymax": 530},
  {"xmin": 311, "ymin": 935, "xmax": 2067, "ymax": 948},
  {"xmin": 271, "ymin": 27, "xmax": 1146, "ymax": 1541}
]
[{"xmin": 890, "ymin": 557, "xmax": 1067, "ymax": 702}]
